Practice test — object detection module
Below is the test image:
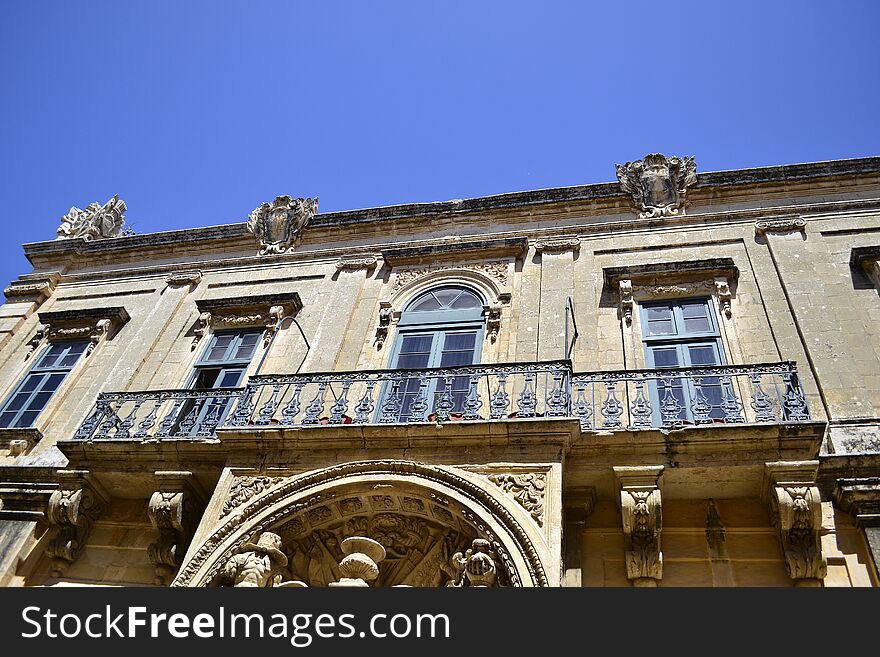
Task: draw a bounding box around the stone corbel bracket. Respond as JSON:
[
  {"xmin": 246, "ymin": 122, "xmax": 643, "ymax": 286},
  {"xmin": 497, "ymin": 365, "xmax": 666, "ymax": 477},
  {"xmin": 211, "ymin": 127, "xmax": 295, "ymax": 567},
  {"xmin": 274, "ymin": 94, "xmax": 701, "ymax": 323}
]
[
  {"xmin": 375, "ymin": 301, "xmax": 394, "ymax": 349},
  {"xmin": 147, "ymin": 471, "xmax": 208, "ymax": 586},
  {"xmin": 533, "ymin": 237, "xmax": 581, "ymax": 254},
  {"xmin": 46, "ymin": 470, "xmax": 109, "ymax": 578},
  {"xmin": 193, "ymin": 292, "xmax": 303, "ymax": 350},
  {"xmin": 482, "ymin": 293, "xmax": 512, "ymax": 343},
  {"xmin": 604, "ymin": 258, "xmax": 739, "ymax": 325},
  {"xmin": 165, "ymin": 269, "xmax": 203, "ymax": 289},
  {"xmin": 762, "ymin": 460, "xmax": 827, "ymax": 584},
  {"xmin": 336, "ymin": 255, "xmax": 379, "ymax": 272},
  {"xmin": 614, "ymin": 465, "xmax": 664, "ymax": 586},
  {"xmin": 33, "ymin": 306, "xmax": 130, "ymax": 359},
  {"xmin": 0, "ymin": 427, "xmax": 44, "ymax": 459},
  {"xmin": 755, "ymin": 216, "xmax": 807, "ymax": 237},
  {"xmin": 833, "ymin": 477, "xmax": 880, "ymax": 528}
]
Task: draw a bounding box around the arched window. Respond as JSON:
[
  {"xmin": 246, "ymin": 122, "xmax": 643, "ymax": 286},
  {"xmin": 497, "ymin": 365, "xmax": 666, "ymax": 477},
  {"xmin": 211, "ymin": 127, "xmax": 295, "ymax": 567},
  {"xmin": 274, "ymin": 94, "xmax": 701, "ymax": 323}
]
[{"xmin": 386, "ymin": 285, "xmax": 485, "ymax": 421}]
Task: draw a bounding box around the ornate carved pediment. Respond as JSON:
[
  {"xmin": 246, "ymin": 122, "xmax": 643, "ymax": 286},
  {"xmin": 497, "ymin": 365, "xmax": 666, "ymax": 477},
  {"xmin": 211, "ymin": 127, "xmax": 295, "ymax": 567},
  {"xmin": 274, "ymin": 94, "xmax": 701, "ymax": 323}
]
[
  {"xmin": 614, "ymin": 465, "xmax": 664, "ymax": 585},
  {"xmin": 56, "ymin": 195, "xmax": 131, "ymax": 241},
  {"xmin": 763, "ymin": 461, "xmax": 827, "ymax": 583},
  {"xmin": 193, "ymin": 293, "xmax": 303, "ymax": 350},
  {"xmin": 46, "ymin": 470, "xmax": 108, "ymax": 577},
  {"xmin": 247, "ymin": 196, "xmax": 318, "ymax": 255},
  {"xmin": 31, "ymin": 306, "xmax": 130, "ymax": 358},
  {"xmin": 616, "ymin": 154, "xmax": 697, "ymax": 219}
]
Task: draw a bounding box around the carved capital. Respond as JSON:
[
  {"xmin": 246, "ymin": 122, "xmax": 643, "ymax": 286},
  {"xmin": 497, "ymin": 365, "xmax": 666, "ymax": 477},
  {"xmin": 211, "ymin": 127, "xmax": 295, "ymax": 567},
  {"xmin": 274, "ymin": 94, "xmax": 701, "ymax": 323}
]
[
  {"xmin": 46, "ymin": 471, "xmax": 108, "ymax": 577},
  {"xmin": 336, "ymin": 256, "xmax": 378, "ymax": 271},
  {"xmin": 616, "ymin": 154, "xmax": 697, "ymax": 219},
  {"xmin": 755, "ymin": 217, "xmax": 807, "ymax": 236},
  {"xmin": 55, "ymin": 195, "xmax": 131, "ymax": 241},
  {"xmin": 614, "ymin": 466, "xmax": 664, "ymax": 585},
  {"xmin": 534, "ymin": 237, "xmax": 580, "ymax": 254},
  {"xmin": 488, "ymin": 472, "xmax": 546, "ymax": 526},
  {"xmin": 165, "ymin": 270, "xmax": 203, "ymax": 288},
  {"xmin": 247, "ymin": 196, "xmax": 318, "ymax": 255},
  {"xmin": 619, "ymin": 279, "xmax": 633, "ymax": 326},
  {"xmin": 763, "ymin": 461, "xmax": 826, "ymax": 582},
  {"xmin": 147, "ymin": 471, "xmax": 206, "ymax": 586}
]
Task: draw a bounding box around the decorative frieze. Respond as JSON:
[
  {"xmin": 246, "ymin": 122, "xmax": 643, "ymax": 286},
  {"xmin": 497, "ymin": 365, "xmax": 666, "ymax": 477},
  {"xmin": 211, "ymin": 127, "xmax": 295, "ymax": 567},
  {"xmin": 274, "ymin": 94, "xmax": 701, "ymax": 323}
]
[
  {"xmin": 533, "ymin": 237, "xmax": 580, "ymax": 254},
  {"xmin": 391, "ymin": 262, "xmax": 509, "ymax": 294},
  {"xmin": 616, "ymin": 153, "xmax": 697, "ymax": 219},
  {"xmin": 165, "ymin": 270, "xmax": 203, "ymax": 288},
  {"xmin": 763, "ymin": 461, "xmax": 826, "ymax": 584},
  {"xmin": 247, "ymin": 195, "xmax": 318, "ymax": 255},
  {"xmin": 55, "ymin": 195, "xmax": 132, "ymax": 241},
  {"xmin": 335, "ymin": 256, "xmax": 378, "ymax": 271},
  {"xmin": 754, "ymin": 217, "xmax": 807, "ymax": 236},
  {"xmin": 222, "ymin": 475, "xmax": 285, "ymax": 517},
  {"xmin": 488, "ymin": 472, "xmax": 546, "ymax": 526},
  {"xmin": 46, "ymin": 471, "xmax": 108, "ymax": 578},
  {"xmin": 614, "ymin": 465, "xmax": 664, "ymax": 586}
]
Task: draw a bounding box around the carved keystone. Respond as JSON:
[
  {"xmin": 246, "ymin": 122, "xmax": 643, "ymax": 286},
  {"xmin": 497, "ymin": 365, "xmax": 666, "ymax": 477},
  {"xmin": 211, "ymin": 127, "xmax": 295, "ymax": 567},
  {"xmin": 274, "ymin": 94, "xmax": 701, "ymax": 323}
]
[
  {"xmin": 763, "ymin": 461, "xmax": 826, "ymax": 585},
  {"xmin": 46, "ymin": 470, "xmax": 108, "ymax": 578},
  {"xmin": 614, "ymin": 465, "xmax": 664, "ymax": 586},
  {"xmin": 147, "ymin": 471, "xmax": 207, "ymax": 586}
]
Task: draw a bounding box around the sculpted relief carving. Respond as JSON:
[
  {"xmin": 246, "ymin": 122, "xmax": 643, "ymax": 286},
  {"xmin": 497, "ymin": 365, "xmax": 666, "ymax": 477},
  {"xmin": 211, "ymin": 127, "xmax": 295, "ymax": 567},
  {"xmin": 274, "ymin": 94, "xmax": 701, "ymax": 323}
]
[
  {"xmin": 56, "ymin": 194, "xmax": 132, "ymax": 241},
  {"xmin": 391, "ymin": 262, "xmax": 509, "ymax": 293},
  {"xmin": 616, "ymin": 153, "xmax": 697, "ymax": 219},
  {"xmin": 488, "ymin": 473, "xmax": 546, "ymax": 526},
  {"xmin": 247, "ymin": 195, "xmax": 318, "ymax": 255}
]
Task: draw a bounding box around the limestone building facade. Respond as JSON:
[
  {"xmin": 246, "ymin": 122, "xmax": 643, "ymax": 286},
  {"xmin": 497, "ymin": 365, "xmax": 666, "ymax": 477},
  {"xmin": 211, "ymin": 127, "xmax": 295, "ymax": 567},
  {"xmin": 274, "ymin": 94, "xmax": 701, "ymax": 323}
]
[{"xmin": 0, "ymin": 154, "xmax": 879, "ymax": 587}]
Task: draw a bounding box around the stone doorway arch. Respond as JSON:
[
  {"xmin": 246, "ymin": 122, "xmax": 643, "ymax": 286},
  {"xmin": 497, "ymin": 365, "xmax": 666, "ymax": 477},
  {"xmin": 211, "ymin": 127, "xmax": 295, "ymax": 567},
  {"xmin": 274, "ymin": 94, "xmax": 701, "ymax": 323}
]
[{"xmin": 172, "ymin": 460, "xmax": 549, "ymax": 587}]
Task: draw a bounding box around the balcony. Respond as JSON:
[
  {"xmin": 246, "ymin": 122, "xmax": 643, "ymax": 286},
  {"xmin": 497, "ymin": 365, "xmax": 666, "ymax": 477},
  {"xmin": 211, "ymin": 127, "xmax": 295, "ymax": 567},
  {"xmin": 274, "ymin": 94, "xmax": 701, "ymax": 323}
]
[{"xmin": 72, "ymin": 360, "xmax": 811, "ymax": 441}]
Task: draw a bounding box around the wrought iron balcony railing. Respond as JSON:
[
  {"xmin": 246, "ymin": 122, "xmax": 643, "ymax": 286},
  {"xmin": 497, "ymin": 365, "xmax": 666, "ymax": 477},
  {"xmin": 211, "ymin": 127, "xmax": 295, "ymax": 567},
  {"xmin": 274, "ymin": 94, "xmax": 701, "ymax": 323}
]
[{"xmin": 71, "ymin": 360, "xmax": 811, "ymax": 441}]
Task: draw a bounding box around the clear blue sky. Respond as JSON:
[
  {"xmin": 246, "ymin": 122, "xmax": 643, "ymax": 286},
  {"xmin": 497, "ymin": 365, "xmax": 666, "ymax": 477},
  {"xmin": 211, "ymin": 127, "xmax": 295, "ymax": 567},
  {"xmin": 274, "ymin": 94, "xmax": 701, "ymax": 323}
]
[{"xmin": 2, "ymin": 1, "xmax": 879, "ymax": 285}]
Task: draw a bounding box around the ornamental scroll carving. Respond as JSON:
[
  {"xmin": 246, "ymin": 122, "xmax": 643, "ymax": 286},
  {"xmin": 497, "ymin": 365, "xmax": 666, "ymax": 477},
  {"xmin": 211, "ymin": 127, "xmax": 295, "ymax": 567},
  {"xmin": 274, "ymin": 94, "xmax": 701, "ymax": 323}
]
[
  {"xmin": 147, "ymin": 472, "xmax": 206, "ymax": 586},
  {"xmin": 615, "ymin": 466, "xmax": 663, "ymax": 586},
  {"xmin": 616, "ymin": 154, "xmax": 697, "ymax": 219},
  {"xmin": 247, "ymin": 196, "xmax": 318, "ymax": 255},
  {"xmin": 488, "ymin": 473, "xmax": 546, "ymax": 526},
  {"xmin": 391, "ymin": 262, "xmax": 509, "ymax": 293},
  {"xmin": 56, "ymin": 195, "xmax": 132, "ymax": 241},
  {"xmin": 222, "ymin": 476, "xmax": 285, "ymax": 517},
  {"xmin": 46, "ymin": 474, "xmax": 107, "ymax": 578},
  {"xmin": 755, "ymin": 217, "xmax": 807, "ymax": 236}
]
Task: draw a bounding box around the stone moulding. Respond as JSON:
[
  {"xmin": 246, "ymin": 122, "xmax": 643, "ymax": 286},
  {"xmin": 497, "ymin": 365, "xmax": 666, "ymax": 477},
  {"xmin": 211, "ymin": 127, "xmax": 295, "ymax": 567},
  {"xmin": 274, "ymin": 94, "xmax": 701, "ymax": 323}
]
[
  {"xmin": 171, "ymin": 460, "xmax": 548, "ymax": 588},
  {"xmin": 192, "ymin": 292, "xmax": 303, "ymax": 350},
  {"xmin": 31, "ymin": 306, "xmax": 130, "ymax": 359},
  {"xmin": 614, "ymin": 465, "xmax": 664, "ymax": 586},
  {"xmin": 616, "ymin": 153, "xmax": 697, "ymax": 219},
  {"xmin": 754, "ymin": 216, "xmax": 807, "ymax": 236},
  {"xmin": 390, "ymin": 261, "xmax": 510, "ymax": 294},
  {"xmin": 381, "ymin": 237, "xmax": 528, "ymax": 267},
  {"xmin": 762, "ymin": 461, "xmax": 827, "ymax": 583},
  {"xmin": 487, "ymin": 472, "xmax": 547, "ymax": 526},
  {"xmin": 3, "ymin": 276, "xmax": 57, "ymax": 304},
  {"xmin": 850, "ymin": 245, "xmax": 880, "ymax": 290}
]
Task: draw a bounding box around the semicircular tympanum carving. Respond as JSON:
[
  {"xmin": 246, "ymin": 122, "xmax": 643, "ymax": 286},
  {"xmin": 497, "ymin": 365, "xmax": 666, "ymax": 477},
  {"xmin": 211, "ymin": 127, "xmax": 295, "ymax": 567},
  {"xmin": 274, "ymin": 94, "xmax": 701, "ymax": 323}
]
[{"xmin": 172, "ymin": 461, "xmax": 548, "ymax": 588}]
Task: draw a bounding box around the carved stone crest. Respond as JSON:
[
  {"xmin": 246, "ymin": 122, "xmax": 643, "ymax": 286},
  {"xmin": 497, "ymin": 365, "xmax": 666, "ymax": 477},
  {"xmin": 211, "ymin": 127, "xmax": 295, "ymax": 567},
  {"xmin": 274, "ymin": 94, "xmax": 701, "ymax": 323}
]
[
  {"xmin": 56, "ymin": 195, "xmax": 131, "ymax": 241},
  {"xmin": 247, "ymin": 196, "xmax": 318, "ymax": 255},
  {"xmin": 616, "ymin": 154, "xmax": 697, "ymax": 219}
]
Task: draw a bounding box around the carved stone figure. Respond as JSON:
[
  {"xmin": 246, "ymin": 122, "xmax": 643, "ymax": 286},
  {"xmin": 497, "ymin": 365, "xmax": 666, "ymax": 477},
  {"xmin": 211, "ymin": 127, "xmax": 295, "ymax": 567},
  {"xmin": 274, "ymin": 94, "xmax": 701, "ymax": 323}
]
[
  {"xmin": 616, "ymin": 154, "xmax": 697, "ymax": 219},
  {"xmin": 448, "ymin": 538, "xmax": 497, "ymax": 587},
  {"xmin": 247, "ymin": 195, "xmax": 318, "ymax": 255},
  {"xmin": 221, "ymin": 532, "xmax": 288, "ymax": 587},
  {"xmin": 56, "ymin": 195, "xmax": 130, "ymax": 241}
]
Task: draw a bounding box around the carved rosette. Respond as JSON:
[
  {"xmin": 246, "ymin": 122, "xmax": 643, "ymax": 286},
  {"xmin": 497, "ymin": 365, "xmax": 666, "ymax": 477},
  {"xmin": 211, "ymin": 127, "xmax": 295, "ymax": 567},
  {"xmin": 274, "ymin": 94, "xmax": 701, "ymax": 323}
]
[
  {"xmin": 55, "ymin": 195, "xmax": 131, "ymax": 241},
  {"xmin": 247, "ymin": 196, "xmax": 318, "ymax": 255},
  {"xmin": 614, "ymin": 466, "xmax": 664, "ymax": 586},
  {"xmin": 46, "ymin": 473, "xmax": 108, "ymax": 578},
  {"xmin": 488, "ymin": 473, "xmax": 546, "ymax": 526},
  {"xmin": 764, "ymin": 461, "xmax": 827, "ymax": 584},
  {"xmin": 616, "ymin": 154, "xmax": 697, "ymax": 219},
  {"xmin": 147, "ymin": 471, "xmax": 206, "ymax": 586},
  {"xmin": 755, "ymin": 217, "xmax": 807, "ymax": 236}
]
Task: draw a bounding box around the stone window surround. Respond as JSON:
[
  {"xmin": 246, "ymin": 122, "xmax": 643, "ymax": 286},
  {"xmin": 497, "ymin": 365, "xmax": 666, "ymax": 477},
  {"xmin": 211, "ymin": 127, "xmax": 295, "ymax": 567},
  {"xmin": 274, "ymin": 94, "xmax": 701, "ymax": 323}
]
[
  {"xmin": 191, "ymin": 292, "xmax": 303, "ymax": 352},
  {"xmin": 603, "ymin": 258, "xmax": 740, "ymax": 370}
]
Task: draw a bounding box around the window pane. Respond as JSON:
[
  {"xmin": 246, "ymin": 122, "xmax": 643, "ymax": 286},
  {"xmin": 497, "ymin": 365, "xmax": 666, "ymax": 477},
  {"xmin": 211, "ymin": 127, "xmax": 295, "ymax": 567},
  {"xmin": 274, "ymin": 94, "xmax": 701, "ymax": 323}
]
[
  {"xmin": 687, "ymin": 345, "xmax": 721, "ymax": 366},
  {"xmin": 0, "ymin": 412, "xmax": 17, "ymax": 428},
  {"xmin": 440, "ymin": 350, "xmax": 474, "ymax": 367},
  {"xmin": 218, "ymin": 369, "xmax": 245, "ymax": 387},
  {"xmin": 24, "ymin": 390, "xmax": 54, "ymax": 413},
  {"xmin": 681, "ymin": 302, "xmax": 709, "ymax": 319},
  {"xmin": 397, "ymin": 353, "xmax": 431, "ymax": 369},
  {"xmin": 683, "ymin": 316, "xmax": 711, "ymax": 333},
  {"xmin": 449, "ymin": 291, "xmax": 481, "ymax": 309},
  {"xmin": 433, "ymin": 289, "xmax": 460, "ymax": 307},
  {"xmin": 399, "ymin": 335, "xmax": 434, "ymax": 354},
  {"xmin": 647, "ymin": 319, "xmax": 675, "ymax": 335},
  {"xmin": 37, "ymin": 373, "xmax": 66, "ymax": 395},
  {"xmin": 409, "ymin": 294, "xmax": 442, "ymax": 312},
  {"xmin": 18, "ymin": 374, "xmax": 44, "ymax": 394},
  {"xmin": 651, "ymin": 347, "xmax": 681, "ymax": 368},
  {"xmin": 37, "ymin": 343, "xmax": 66, "ymax": 368},
  {"xmin": 4, "ymin": 392, "xmax": 33, "ymax": 412},
  {"xmin": 14, "ymin": 410, "xmax": 40, "ymax": 427},
  {"xmin": 443, "ymin": 333, "xmax": 476, "ymax": 351},
  {"xmin": 234, "ymin": 333, "xmax": 261, "ymax": 360},
  {"xmin": 193, "ymin": 369, "xmax": 222, "ymax": 389},
  {"xmin": 206, "ymin": 335, "xmax": 235, "ymax": 361},
  {"xmin": 645, "ymin": 306, "xmax": 673, "ymax": 321}
]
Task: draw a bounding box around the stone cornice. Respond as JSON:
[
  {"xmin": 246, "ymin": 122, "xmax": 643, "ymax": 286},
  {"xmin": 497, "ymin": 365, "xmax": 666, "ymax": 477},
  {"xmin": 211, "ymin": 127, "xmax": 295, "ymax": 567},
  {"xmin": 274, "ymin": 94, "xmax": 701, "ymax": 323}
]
[
  {"xmin": 381, "ymin": 237, "xmax": 528, "ymax": 266},
  {"xmin": 602, "ymin": 258, "xmax": 739, "ymax": 291},
  {"xmin": 195, "ymin": 293, "xmax": 303, "ymax": 315}
]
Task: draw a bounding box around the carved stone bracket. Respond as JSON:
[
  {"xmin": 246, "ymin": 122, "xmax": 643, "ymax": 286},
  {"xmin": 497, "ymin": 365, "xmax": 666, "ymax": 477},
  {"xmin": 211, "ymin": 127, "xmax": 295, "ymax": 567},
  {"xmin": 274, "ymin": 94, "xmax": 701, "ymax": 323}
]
[
  {"xmin": 616, "ymin": 154, "xmax": 697, "ymax": 219},
  {"xmin": 755, "ymin": 217, "xmax": 807, "ymax": 236},
  {"xmin": 193, "ymin": 293, "xmax": 303, "ymax": 350},
  {"xmin": 46, "ymin": 470, "xmax": 108, "ymax": 578},
  {"xmin": 850, "ymin": 246, "xmax": 880, "ymax": 291},
  {"xmin": 165, "ymin": 270, "xmax": 203, "ymax": 288},
  {"xmin": 147, "ymin": 471, "xmax": 207, "ymax": 586},
  {"xmin": 336, "ymin": 256, "xmax": 378, "ymax": 271},
  {"xmin": 614, "ymin": 465, "xmax": 664, "ymax": 586},
  {"xmin": 619, "ymin": 279, "xmax": 634, "ymax": 326},
  {"xmin": 488, "ymin": 472, "xmax": 547, "ymax": 526},
  {"xmin": 834, "ymin": 477, "xmax": 880, "ymax": 528},
  {"xmin": 375, "ymin": 301, "xmax": 393, "ymax": 349},
  {"xmin": 763, "ymin": 461, "xmax": 827, "ymax": 584},
  {"xmin": 714, "ymin": 276, "xmax": 732, "ymax": 319},
  {"xmin": 483, "ymin": 300, "xmax": 503, "ymax": 343},
  {"xmin": 247, "ymin": 196, "xmax": 318, "ymax": 255},
  {"xmin": 32, "ymin": 307, "xmax": 130, "ymax": 359},
  {"xmin": 0, "ymin": 427, "xmax": 43, "ymax": 459},
  {"xmin": 534, "ymin": 237, "xmax": 580, "ymax": 254}
]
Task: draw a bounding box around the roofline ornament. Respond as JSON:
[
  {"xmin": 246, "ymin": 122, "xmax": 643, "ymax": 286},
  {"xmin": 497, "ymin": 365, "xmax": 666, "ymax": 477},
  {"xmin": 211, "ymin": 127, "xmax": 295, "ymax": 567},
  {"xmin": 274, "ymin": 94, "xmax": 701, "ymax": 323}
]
[
  {"xmin": 616, "ymin": 154, "xmax": 697, "ymax": 219},
  {"xmin": 247, "ymin": 196, "xmax": 318, "ymax": 255}
]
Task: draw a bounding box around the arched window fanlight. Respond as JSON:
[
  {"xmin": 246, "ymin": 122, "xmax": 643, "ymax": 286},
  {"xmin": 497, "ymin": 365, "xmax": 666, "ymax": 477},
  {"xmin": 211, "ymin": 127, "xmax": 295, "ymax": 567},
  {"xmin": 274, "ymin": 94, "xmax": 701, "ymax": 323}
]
[{"xmin": 406, "ymin": 287, "xmax": 483, "ymax": 312}]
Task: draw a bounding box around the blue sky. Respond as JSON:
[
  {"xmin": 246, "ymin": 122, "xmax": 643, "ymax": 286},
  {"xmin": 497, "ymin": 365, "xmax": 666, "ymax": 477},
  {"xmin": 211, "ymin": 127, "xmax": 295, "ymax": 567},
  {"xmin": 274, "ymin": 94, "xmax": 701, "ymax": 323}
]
[{"xmin": 1, "ymin": 1, "xmax": 878, "ymax": 285}]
